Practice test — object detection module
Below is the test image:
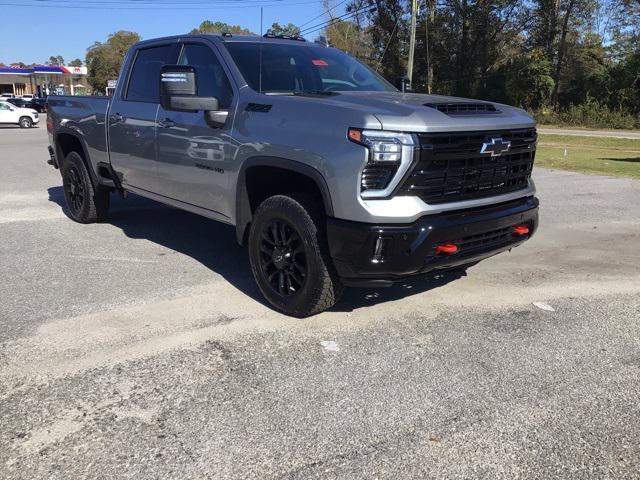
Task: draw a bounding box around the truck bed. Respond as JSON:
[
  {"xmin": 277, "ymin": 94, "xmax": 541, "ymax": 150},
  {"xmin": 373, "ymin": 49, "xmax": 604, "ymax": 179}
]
[{"xmin": 47, "ymin": 95, "xmax": 111, "ymax": 171}]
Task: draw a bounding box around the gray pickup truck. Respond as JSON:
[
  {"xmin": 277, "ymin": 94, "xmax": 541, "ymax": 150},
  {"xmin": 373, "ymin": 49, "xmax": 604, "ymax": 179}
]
[{"xmin": 47, "ymin": 33, "xmax": 539, "ymax": 316}]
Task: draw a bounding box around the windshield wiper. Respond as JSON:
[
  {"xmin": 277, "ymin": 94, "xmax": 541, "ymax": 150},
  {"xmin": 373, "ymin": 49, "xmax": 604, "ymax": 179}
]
[
  {"xmin": 262, "ymin": 90, "xmax": 338, "ymax": 96},
  {"xmin": 292, "ymin": 90, "xmax": 338, "ymax": 97}
]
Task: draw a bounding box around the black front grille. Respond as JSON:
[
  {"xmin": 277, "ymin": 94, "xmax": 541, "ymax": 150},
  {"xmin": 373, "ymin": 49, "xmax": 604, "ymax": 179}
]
[
  {"xmin": 399, "ymin": 128, "xmax": 536, "ymax": 204},
  {"xmin": 424, "ymin": 103, "xmax": 499, "ymax": 114}
]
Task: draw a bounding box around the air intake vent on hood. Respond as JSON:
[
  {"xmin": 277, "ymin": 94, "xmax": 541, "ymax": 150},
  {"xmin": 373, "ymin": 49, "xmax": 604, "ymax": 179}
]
[{"xmin": 424, "ymin": 103, "xmax": 500, "ymax": 114}]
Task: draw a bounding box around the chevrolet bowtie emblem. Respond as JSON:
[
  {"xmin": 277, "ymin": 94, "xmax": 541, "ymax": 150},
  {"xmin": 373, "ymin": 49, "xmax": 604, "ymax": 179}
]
[{"xmin": 480, "ymin": 137, "xmax": 511, "ymax": 157}]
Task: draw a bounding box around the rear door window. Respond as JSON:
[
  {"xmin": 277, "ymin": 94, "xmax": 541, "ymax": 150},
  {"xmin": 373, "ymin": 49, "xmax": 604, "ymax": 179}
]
[{"xmin": 126, "ymin": 44, "xmax": 175, "ymax": 102}]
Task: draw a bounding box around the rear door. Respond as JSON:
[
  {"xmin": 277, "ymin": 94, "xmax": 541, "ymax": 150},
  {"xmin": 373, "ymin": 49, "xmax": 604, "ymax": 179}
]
[
  {"xmin": 155, "ymin": 41, "xmax": 236, "ymax": 219},
  {"xmin": 108, "ymin": 43, "xmax": 178, "ymax": 192}
]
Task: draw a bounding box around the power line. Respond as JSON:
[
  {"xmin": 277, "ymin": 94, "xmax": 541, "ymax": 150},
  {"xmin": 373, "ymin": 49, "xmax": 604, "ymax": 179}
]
[
  {"xmin": 298, "ymin": 0, "xmax": 348, "ymax": 28},
  {"xmin": 299, "ymin": 5, "xmax": 373, "ymax": 35},
  {"xmin": 376, "ymin": 16, "xmax": 400, "ymax": 72},
  {"xmin": 21, "ymin": 0, "xmax": 296, "ymax": 4},
  {"xmin": 0, "ymin": 0, "xmax": 322, "ymax": 9},
  {"xmin": 301, "ymin": 13, "xmax": 366, "ymax": 36}
]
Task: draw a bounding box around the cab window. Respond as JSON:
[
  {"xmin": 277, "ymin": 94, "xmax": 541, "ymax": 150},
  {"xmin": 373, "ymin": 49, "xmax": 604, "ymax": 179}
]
[
  {"xmin": 178, "ymin": 43, "xmax": 233, "ymax": 108},
  {"xmin": 126, "ymin": 44, "xmax": 175, "ymax": 102}
]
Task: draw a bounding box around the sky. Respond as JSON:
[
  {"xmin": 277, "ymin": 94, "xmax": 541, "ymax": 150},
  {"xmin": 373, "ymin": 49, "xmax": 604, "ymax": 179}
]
[{"xmin": 0, "ymin": 0, "xmax": 344, "ymax": 65}]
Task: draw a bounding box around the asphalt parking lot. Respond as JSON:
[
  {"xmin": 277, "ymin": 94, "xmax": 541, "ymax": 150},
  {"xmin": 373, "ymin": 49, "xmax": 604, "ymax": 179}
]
[{"xmin": 1, "ymin": 124, "xmax": 640, "ymax": 479}]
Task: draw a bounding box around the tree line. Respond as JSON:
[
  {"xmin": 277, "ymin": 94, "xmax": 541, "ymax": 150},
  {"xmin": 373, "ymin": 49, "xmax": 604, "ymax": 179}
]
[
  {"xmin": 82, "ymin": 5, "xmax": 639, "ymax": 127},
  {"xmin": 328, "ymin": 0, "xmax": 640, "ymax": 127},
  {"xmin": 83, "ymin": 21, "xmax": 301, "ymax": 94},
  {"xmin": 2, "ymin": 56, "xmax": 83, "ymax": 67}
]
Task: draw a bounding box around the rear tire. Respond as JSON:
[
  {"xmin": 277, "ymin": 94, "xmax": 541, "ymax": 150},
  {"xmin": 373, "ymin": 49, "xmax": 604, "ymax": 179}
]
[
  {"xmin": 248, "ymin": 194, "xmax": 343, "ymax": 317},
  {"xmin": 61, "ymin": 151, "xmax": 110, "ymax": 223},
  {"xmin": 19, "ymin": 116, "xmax": 32, "ymax": 128}
]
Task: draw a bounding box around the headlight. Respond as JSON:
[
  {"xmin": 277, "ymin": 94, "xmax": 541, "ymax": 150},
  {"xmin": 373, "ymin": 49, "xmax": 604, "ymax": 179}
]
[{"xmin": 348, "ymin": 128, "xmax": 416, "ymax": 198}]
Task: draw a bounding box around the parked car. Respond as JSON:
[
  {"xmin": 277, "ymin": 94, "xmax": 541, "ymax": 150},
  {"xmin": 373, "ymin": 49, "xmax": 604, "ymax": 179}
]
[
  {"xmin": 0, "ymin": 93, "xmax": 15, "ymax": 100},
  {"xmin": 20, "ymin": 94, "xmax": 36, "ymax": 101},
  {"xmin": 46, "ymin": 34, "xmax": 539, "ymax": 316},
  {"xmin": 6, "ymin": 97, "xmax": 33, "ymax": 109},
  {"xmin": 0, "ymin": 100, "xmax": 39, "ymax": 128},
  {"xmin": 31, "ymin": 98, "xmax": 48, "ymax": 113}
]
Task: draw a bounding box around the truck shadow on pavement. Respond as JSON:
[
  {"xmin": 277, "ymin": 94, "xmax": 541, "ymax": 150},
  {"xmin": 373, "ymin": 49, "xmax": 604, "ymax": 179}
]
[{"xmin": 48, "ymin": 186, "xmax": 464, "ymax": 314}]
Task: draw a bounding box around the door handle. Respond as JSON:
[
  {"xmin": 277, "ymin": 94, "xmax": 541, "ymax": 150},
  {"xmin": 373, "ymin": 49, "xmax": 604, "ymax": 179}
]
[
  {"xmin": 110, "ymin": 113, "xmax": 124, "ymax": 124},
  {"xmin": 158, "ymin": 118, "xmax": 175, "ymax": 128}
]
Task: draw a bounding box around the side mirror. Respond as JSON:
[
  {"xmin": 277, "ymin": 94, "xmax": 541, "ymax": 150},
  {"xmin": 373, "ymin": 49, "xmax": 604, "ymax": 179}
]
[{"xmin": 159, "ymin": 65, "xmax": 228, "ymax": 127}]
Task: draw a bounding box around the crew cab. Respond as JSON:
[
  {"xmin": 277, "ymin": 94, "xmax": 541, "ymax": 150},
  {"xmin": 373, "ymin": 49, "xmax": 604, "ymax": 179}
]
[
  {"xmin": 0, "ymin": 99, "xmax": 39, "ymax": 128},
  {"xmin": 47, "ymin": 34, "xmax": 539, "ymax": 316}
]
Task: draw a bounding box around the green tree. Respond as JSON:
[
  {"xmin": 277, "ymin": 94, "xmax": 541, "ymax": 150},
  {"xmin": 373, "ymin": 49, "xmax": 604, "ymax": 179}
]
[
  {"xmin": 69, "ymin": 58, "xmax": 83, "ymax": 67},
  {"xmin": 268, "ymin": 22, "xmax": 301, "ymax": 36},
  {"xmin": 325, "ymin": 20, "xmax": 371, "ymax": 58},
  {"xmin": 362, "ymin": 0, "xmax": 407, "ymax": 81},
  {"xmin": 47, "ymin": 55, "xmax": 64, "ymax": 66},
  {"xmin": 85, "ymin": 30, "xmax": 140, "ymax": 92},
  {"xmin": 190, "ymin": 21, "xmax": 254, "ymax": 35}
]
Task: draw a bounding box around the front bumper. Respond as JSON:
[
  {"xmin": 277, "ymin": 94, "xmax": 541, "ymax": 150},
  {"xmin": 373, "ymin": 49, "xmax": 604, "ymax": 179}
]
[{"xmin": 327, "ymin": 196, "xmax": 539, "ymax": 287}]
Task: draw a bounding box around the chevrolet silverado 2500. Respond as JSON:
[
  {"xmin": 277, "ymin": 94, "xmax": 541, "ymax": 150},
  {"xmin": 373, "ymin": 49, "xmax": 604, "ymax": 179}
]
[{"xmin": 47, "ymin": 34, "xmax": 539, "ymax": 316}]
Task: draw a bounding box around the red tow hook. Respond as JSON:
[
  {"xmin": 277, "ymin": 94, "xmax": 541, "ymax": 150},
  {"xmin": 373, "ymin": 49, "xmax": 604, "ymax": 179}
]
[
  {"xmin": 435, "ymin": 244, "xmax": 458, "ymax": 255},
  {"xmin": 512, "ymin": 225, "xmax": 530, "ymax": 235}
]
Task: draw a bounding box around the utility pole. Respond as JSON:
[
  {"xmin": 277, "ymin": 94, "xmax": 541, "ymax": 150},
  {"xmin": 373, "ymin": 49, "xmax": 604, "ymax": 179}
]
[
  {"xmin": 407, "ymin": 0, "xmax": 418, "ymax": 88},
  {"xmin": 426, "ymin": 0, "xmax": 434, "ymax": 93}
]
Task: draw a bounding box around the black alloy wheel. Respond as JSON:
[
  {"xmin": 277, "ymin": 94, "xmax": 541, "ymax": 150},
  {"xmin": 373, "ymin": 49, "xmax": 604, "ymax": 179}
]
[
  {"xmin": 64, "ymin": 165, "xmax": 85, "ymax": 214},
  {"xmin": 248, "ymin": 194, "xmax": 343, "ymax": 317},
  {"xmin": 60, "ymin": 151, "xmax": 110, "ymax": 223},
  {"xmin": 258, "ymin": 219, "xmax": 307, "ymax": 296}
]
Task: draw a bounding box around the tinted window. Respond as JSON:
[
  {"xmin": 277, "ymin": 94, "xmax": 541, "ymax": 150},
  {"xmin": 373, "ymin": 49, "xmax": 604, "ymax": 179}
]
[
  {"xmin": 224, "ymin": 43, "xmax": 396, "ymax": 93},
  {"xmin": 178, "ymin": 43, "xmax": 233, "ymax": 107},
  {"xmin": 126, "ymin": 44, "xmax": 174, "ymax": 102}
]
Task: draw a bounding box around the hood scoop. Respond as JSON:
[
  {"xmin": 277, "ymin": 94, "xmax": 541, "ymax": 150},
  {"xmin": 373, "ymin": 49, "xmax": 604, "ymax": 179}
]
[{"xmin": 424, "ymin": 102, "xmax": 500, "ymax": 115}]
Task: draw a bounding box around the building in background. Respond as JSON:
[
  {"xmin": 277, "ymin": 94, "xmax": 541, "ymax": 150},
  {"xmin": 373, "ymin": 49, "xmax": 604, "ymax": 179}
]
[{"xmin": 0, "ymin": 65, "xmax": 89, "ymax": 96}]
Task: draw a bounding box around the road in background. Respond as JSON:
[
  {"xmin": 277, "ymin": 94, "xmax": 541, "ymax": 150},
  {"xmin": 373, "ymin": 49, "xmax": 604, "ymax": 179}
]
[
  {"xmin": 538, "ymin": 126, "xmax": 640, "ymax": 139},
  {"xmin": 1, "ymin": 126, "xmax": 640, "ymax": 479}
]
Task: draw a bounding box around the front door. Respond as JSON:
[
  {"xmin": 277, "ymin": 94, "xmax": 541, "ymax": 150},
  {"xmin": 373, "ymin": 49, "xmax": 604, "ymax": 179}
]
[
  {"xmin": 155, "ymin": 42, "xmax": 236, "ymax": 220},
  {"xmin": 108, "ymin": 43, "xmax": 177, "ymax": 192}
]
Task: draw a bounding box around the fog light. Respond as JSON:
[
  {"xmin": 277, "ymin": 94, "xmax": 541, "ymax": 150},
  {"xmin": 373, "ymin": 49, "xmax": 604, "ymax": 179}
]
[{"xmin": 372, "ymin": 236, "xmax": 391, "ymax": 263}]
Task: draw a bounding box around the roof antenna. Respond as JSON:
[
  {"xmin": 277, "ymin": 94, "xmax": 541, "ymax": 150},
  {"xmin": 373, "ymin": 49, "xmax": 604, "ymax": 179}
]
[{"xmin": 259, "ymin": 7, "xmax": 263, "ymax": 94}]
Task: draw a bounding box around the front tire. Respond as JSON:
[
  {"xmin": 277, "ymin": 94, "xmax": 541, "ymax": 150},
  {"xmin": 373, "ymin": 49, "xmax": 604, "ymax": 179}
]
[
  {"xmin": 248, "ymin": 194, "xmax": 343, "ymax": 317},
  {"xmin": 61, "ymin": 151, "xmax": 110, "ymax": 223},
  {"xmin": 19, "ymin": 116, "xmax": 33, "ymax": 128}
]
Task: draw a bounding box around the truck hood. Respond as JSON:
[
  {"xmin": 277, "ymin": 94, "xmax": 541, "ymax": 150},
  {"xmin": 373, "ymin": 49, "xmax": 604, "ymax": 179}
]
[{"xmin": 314, "ymin": 91, "xmax": 535, "ymax": 132}]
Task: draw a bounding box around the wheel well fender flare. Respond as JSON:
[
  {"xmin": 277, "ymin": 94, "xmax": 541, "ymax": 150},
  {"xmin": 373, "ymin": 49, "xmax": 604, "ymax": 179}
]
[
  {"xmin": 54, "ymin": 128, "xmax": 98, "ymax": 186},
  {"xmin": 235, "ymin": 156, "xmax": 334, "ymax": 245}
]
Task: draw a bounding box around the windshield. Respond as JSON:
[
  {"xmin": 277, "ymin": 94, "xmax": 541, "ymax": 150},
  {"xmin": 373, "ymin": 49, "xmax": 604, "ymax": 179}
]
[{"xmin": 224, "ymin": 42, "xmax": 396, "ymax": 94}]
